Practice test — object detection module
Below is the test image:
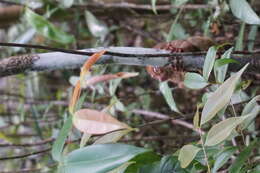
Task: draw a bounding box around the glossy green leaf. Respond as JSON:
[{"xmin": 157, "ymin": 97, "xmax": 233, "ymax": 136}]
[
  {"xmin": 159, "ymin": 81, "xmax": 180, "ymax": 113},
  {"xmin": 184, "ymin": 72, "xmax": 208, "ymax": 89},
  {"xmin": 140, "ymin": 155, "xmax": 189, "ymax": 173},
  {"xmin": 201, "ymin": 64, "xmax": 248, "ymax": 125},
  {"xmin": 214, "ymin": 47, "xmax": 234, "ymax": 83},
  {"xmin": 61, "ymin": 143, "xmax": 148, "ymax": 173},
  {"xmin": 203, "ymin": 46, "xmax": 217, "ymax": 81},
  {"xmin": 212, "ymin": 147, "xmax": 237, "ymax": 173},
  {"xmin": 25, "ymin": 8, "xmax": 75, "ymax": 44},
  {"xmin": 85, "ymin": 11, "xmax": 108, "ymax": 39},
  {"xmin": 125, "ymin": 152, "xmax": 161, "ymax": 173},
  {"xmin": 52, "ymin": 115, "xmax": 73, "ymax": 162},
  {"xmin": 205, "ymin": 116, "xmax": 248, "ymax": 146},
  {"xmin": 108, "ymin": 161, "xmax": 135, "ymax": 173},
  {"xmin": 229, "ymin": 141, "xmax": 258, "ymax": 173},
  {"xmin": 229, "ymin": 0, "xmax": 260, "ymax": 25},
  {"xmin": 178, "ymin": 145, "xmax": 201, "ymax": 168}
]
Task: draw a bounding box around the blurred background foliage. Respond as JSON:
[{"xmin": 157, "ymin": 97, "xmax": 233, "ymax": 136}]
[{"xmin": 0, "ymin": 0, "xmax": 259, "ymax": 172}]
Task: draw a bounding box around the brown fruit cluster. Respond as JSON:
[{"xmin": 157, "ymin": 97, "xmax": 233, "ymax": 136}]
[{"xmin": 146, "ymin": 36, "xmax": 214, "ymax": 87}]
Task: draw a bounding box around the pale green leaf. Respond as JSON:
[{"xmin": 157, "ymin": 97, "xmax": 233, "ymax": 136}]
[
  {"xmin": 178, "ymin": 144, "xmax": 200, "ymax": 168},
  {"xmin": 94, "ymin": 129, "xmax": 132, "ymax": 144},
  {"xmin": 229, "ymin": 0, "xmax": 260, "ymax": 25},
  {"xmin": 108, "ymin": 162, "xmax": 135, "ymax": 173},
  {"xmin": 214, "ymin": 47, "xmax": 234, "ymax": 83},
  {"xmin": 184, "ymin": 72, "xmax": 208, "ymax": 89},
  {"xmin": 85, "ymin": 11, "xmax": 108, "ymax": 39},
  {"xmin": 212, "ymin": 147, "xmax": 237, "ymax": 173},
  {"xmin": 52, "ymin": 115, "xmax": 73, "ymax": 162},
  {"xmin": 203, "ymin": 46, "xmax": 217, "ymax": 81},
  {"xmin": 201, "ymin": 64, "xmax": 248, "ymax": 125},
  {"xmin": 151, "ymin": 0, "xmax": 157, "ymax": 14},
  {"xmin": 205, "ymin": 116, "xmax": 248, "ymax": 146},
  {"xmin": 159, "ymin": 81, "xmax": 180, "ymax": 113}
]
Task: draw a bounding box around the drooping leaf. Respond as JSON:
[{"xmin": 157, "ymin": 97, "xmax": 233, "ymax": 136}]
[
  {"xmin": 178, "ymin": 145, "xmax": 201, "ymax": 168},
  {"xmin": 25, "ymin": 8, "xmax": 75, "ymax": 44},
  {"xmin": 94, "ymin": 129, "xmax": 133, "ymax": 144},
  {"xmin": 229, "ymin": 140, "xmax": 259, "ymax": 173},
  {"xmin": 61, "ymin": 143, "xmax": 148, "ymax": 173},
  {"xmin": 73, "ymin": 109, "xmax": 129, "ymax": 135},
  {"xmin": 85, "ymin": 10, "xmax": 108, "ymax": 39},
  {"xmin": 52, "ymin": 115, "xmax": 73, "ymax": 162},
  {"xmin": 212, "ymin": 147, "xmax": 237, "ymax": 173},
  {"xmin": 201, "ymin": 64, "xmax": 248, "ymax": 125},
  {"xmin": 203, "ymin": 46, "xmax": 217, "ymax": 81},
  {"xmin": 229, "ymin": 0, "xmax": 260, "ymax": 25},
  {"xmin": 159, "ymin": 81, "xmax": 180, "ymax": 113},
  {"xmin": 214, "ymin": 47, "xmax": 234, "ymax": 83},
  {"xmin": 205, "ymin": 116, "xmax": 248, "ymax": 146},
  {"xmin": 184, "ymin": 73, "xmax": 208, "ymax": 89}
]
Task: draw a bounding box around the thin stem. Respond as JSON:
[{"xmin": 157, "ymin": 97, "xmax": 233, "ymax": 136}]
[{"xmin": 199, "ymin": 128, "xmax": 211, "ymax": 173}]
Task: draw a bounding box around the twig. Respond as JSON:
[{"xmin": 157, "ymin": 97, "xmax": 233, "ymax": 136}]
[
  {"xmin": 0, "ymin": 148, "xmax": 50, "ymax": 161},
  {"xmin": 132, "ymin": 109, "xmax": 204, "ymax": 134}
]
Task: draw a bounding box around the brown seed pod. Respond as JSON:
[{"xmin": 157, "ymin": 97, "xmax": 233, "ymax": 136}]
[{"xmin": 146, "ymin": 36, "xmax": 214, "ymax": 87}]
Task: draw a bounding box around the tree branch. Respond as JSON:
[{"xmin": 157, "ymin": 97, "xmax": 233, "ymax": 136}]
[{"xmin": 0, "ymin": 44, "xmax": 259, "ymax": 78}]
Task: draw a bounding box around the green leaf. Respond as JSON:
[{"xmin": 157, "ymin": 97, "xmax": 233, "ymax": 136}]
[
  {"xmin": 178, "ymin": 145, "xmax": 201, "ymax": 168},
  {"xmin": 61, "ymin": 143, "xmax": 148, "ymax": 173},
  {"xmin": 85, "ymin": 11, "xmax": 108, "ymax": 40},
  {"xmin": 239, "ymin": 105, "xmax": 260, "ymax": 130},
  {"xmin": 184, "ymin": 73, "xmax": 208, "ymax": 89},
  {"xmin": 247, "ymin": 25, "xmax": 258, "ymax": 51},
  {"xmin": 205, "ymin": 116, "xmax": 248, "ymax": 146},
  {"xmin": 151, "ymin": 0, "xmax": 158, "ymax": 14},
  {"xmin": 229, "ymin": 0, "xmax": 260, "ymax": 25},
  {"xmin": 159, "ymin": 81, "xmax": 180, "ymax": 113},
  {"xmin": 212, "ymin": 147, "xmax": 237, "ymax": 173},
  {"xmin": 125, "ymin": 152, "xmax": 160, "ymax": 173},
  {"xmin": 52, "ymin": 115, "xmax": 73, "ymax": 162},
  {"xmin": 229, "ymin": 140, "xmax": 259, "ymax": 173},
  {"xmin": 174, "ymin": 0, "xmax": 189, "ymax": 6},
  {"xmin": 60, "ymin": 0, "xmax": 74, "ymax": 8},
  {"xmin": 214, "ymin": 47, "xmax": 234, "ymax": 83},
  {"xmin": 25, "ymin": 8, "xmax": 75, "ymax": 44},
  {"xmin": 94, "ymin": 129, "xmax": 132, "ymax": 144},
  {"xmin": 242, "ymin": 96, "xmax": 260, "ymax": 116},
  {"xmin": 235, "ymin": 23, "xmax": 245, "ymax": 51},
  {"xmin": 203, "ymin": 46, "xmax": 217, "ymax": 81},
  {"xmin": 201, "ymin": 64, "xmax": 248, "ymax": 125},
  {"xmin": 140, "ymin": 155, "xmax": 189, "ymax": 173},
  {"xmin": 108, "ymin": 162, "xmax": 135, "ymax": 173}
]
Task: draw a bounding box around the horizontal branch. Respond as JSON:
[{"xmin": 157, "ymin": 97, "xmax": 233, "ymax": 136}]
[{"xmin": 0, "ymin": 46, "xmax": 259, "ymax": 78}]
